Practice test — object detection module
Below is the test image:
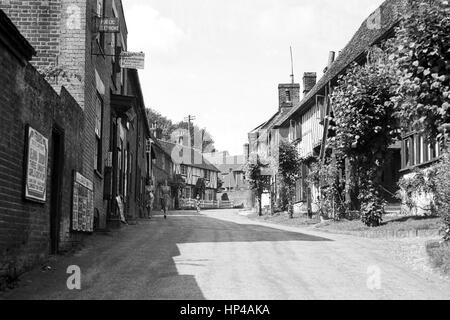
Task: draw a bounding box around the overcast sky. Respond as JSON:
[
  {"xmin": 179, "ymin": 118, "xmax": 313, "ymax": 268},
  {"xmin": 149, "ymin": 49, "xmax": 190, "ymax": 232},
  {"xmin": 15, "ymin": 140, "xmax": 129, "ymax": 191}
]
[{"xmin": 124, "ymin": 0, "xmax": 385, "ymax": 155}]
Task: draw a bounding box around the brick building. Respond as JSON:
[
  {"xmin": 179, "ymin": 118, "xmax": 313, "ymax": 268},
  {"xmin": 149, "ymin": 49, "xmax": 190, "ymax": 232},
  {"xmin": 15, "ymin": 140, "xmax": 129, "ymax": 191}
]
[
  {"xmin": 0, "ymin": 9, "xmax": 84, "ymax": 286},
  {"xmin": 149, "ymin": 136, "xmax": 176, "ymax": 211},
  {"xmin": 247, "ymin": 81, "xmax": 301, "ymax": 210},
  {"xmin": 0, "ymin": 1, "xmax": 151, "ymax": 228}
]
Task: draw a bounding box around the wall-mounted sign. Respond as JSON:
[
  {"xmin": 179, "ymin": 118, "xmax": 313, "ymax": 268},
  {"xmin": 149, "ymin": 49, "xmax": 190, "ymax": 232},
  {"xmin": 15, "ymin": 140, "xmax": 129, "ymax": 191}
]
[
  {"xmin": 25, "ymin": 126, "xmax": 48, "ymax": 203},
  {"xmin": 120, "ymin": 51, "xmax": 145, "ymax": 69},
  {"xmin": 72, "ymin": 172, "xmax": 94, "ymax": 233},
  {"xmin": 99, "ymin": 17, "xmax": 120, "ymax": 33}
]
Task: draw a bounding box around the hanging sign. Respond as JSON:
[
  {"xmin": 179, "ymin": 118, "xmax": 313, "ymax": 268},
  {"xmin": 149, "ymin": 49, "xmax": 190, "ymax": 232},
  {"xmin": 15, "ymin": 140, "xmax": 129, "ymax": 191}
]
[
  {"xmin": 25, "ymin": 126, "xmax": 48, "ymax": 203},
  {"xmin": 72, "ymin": 172, "xmax": 94, "ymax": 233},
  {"xmin": 99, "ymin": 17, "xmax": 120, "ymax": 33},
  {"xmin": 120, "ymin": 51, "xmax": 145, "ymax": 69}
]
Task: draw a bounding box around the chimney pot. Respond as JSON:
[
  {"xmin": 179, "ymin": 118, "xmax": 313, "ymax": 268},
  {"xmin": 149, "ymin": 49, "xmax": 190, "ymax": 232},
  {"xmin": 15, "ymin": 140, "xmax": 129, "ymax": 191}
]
[
  {"xmin": 328, "ymin": 51, "xmax": 336, "ymax": 67},
  {"xmin": 303, "ymin": 72, "xmax": 317, "ymax": 97}
]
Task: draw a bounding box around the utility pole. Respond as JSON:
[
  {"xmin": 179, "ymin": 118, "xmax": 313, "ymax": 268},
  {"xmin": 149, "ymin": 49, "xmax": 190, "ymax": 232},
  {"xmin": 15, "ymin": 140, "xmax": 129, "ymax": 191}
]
[
  {"xmin": 290, "ymin": 46, "xmax": 295, "ymax": 84},
  {"xmin": 184, "ymin": 115, "xmax": 196, "ymax": 148}
]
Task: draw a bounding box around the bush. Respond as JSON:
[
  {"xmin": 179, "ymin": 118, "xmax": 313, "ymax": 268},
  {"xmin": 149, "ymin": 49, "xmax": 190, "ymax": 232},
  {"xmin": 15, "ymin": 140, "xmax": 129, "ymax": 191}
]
[
  {"xmin": 426, "ymin": 241, "xmax": 450, "ymax": 275},
  {"xmin": 433, "ymin": 152, "xmax": 450, "ymax": 241}
]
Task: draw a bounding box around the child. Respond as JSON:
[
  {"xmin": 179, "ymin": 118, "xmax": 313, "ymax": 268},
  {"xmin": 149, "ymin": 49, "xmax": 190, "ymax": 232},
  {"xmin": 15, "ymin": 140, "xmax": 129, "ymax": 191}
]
[{"xmin": 195, "ymin": 195, "xmax": 201, "ymax": 214}]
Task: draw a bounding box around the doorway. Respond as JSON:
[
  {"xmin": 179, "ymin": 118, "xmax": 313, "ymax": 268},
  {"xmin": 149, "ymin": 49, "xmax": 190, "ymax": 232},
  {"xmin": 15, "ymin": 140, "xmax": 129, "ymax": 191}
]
[{"xmin": 50, "ymin": 127, "xmax": 64, "ymax": 254}]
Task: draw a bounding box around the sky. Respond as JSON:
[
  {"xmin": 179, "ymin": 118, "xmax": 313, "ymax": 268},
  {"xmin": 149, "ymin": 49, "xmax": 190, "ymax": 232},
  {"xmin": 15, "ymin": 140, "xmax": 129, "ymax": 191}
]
[{"xmin": 123, "ymin": 0, "xmax": 385, "ymax": 155}]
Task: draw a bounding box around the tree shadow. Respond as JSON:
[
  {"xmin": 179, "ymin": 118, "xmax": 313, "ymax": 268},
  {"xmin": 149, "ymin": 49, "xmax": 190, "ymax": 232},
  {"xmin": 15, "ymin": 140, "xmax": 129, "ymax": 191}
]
[
  {"xmin": 0, "ymin": 214, "xmax": 331, "ymax": 300},
  {"xmin": 381, "ymin": 215, "xmax": 439, "ymax": 226}
]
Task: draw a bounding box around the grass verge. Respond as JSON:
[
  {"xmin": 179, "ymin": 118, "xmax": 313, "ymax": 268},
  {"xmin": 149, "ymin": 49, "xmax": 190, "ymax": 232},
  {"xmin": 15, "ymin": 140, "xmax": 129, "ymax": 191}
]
[
  {"xmin": 315, "ymin": 215, "xmax": 442, "ymax": 234},
  {"xmin": 247, "ymin": 211, "xmax": 321, "ymax": 228},
  {"xmin": 426, "ymin": 241, "xmax": 450, "ymax": 276}
]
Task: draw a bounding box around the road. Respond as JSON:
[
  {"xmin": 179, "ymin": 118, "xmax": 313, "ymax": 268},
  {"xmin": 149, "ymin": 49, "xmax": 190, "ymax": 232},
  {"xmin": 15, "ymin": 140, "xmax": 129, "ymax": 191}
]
[{"xmin": 1, "ymin": 209, "xmax": 450, "ymax": 300}]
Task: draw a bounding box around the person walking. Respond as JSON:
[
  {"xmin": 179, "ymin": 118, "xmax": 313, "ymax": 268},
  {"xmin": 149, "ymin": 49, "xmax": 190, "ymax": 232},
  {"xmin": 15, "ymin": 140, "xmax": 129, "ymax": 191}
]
[
  {"xmin": 145, "ymin": 186, "xmax": 154, "ymax": 219},
  {"xmin": 161, "ymin": 180, "xmax": 171, "ymax": 219}
]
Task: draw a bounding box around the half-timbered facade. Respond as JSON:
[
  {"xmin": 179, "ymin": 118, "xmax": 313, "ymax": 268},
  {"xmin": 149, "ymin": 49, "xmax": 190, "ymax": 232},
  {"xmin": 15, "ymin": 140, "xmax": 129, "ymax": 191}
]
[
  {"xmin": 273, "ymin": 0, "xmax": 408, "ymax": 215},
  {"xmin": 158, "ymin": 140, "xmax": 220, "ymax": 202}
]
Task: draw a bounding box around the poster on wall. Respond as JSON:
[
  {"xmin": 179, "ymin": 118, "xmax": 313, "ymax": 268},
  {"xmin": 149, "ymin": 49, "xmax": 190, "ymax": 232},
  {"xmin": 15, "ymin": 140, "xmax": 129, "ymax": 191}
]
[
  {"xmin": 72, "ymin": 172, "xmax": 94, "ymax": 233},
  {"xmin": 25, "ymin": 126, "xmax": 49, "ymax": 203}
]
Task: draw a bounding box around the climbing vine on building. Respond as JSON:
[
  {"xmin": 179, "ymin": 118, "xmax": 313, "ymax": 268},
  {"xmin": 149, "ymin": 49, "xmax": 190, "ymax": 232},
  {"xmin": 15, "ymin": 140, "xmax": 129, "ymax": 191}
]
[
  {"xmin": 388, "ymin": 0, "xmax": 450, "ymax": 142},
  {"xmin": 328, "ymin": 47, "xmax": 400, "ymax": 227},
  {"xmin": 278, "ymin": 141, "xmax": 301, "ymax": 218}
]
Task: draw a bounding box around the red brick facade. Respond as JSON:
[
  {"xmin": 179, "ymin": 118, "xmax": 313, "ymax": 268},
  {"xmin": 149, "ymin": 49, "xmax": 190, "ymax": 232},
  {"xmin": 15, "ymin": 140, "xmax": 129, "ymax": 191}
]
[{"xmin": 0, "ymin": 9, "xmax": 84, "ymax": 286}]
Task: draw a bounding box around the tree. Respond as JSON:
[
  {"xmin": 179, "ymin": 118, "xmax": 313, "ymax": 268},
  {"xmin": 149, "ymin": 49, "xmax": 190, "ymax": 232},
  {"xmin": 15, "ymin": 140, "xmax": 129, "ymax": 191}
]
[
  {"xmin": 278, "ymin": 141, "xmax": 301, "ymax": 218},
  {"xmin": 329, "ymin": 47, "xmax": 400, "ymax": 227},
  {"xmin": 388, "ymin": 0, "xmax": 450, "ymax": 142},
  {"xmin": 146, "ymin": 108, "xmax": 217, "ymax": 151},
  {"xmin": 244, "ymin": 154, "xmax": 272, "ymax": 216},
  {"xmin": 145, "ymin": 108, "xmax": 177, "ymax": 140}
]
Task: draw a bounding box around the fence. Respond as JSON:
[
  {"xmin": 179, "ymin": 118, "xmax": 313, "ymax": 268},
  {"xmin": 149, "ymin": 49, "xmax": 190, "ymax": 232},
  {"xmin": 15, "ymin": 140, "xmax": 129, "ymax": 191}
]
[{"xmin": 179, "ymin": 199, "xmax": 236, "ymax": 210}]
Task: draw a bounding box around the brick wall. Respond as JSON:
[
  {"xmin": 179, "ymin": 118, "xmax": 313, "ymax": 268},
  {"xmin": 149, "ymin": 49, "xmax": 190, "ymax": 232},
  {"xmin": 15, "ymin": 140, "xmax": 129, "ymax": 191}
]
[
  {"xmin": 0, "ymin": 1, "xmax": 131, "ymax": 229},
  {"xmin": 0, "ymin": 35, "xmax": 84, "ymax": 286}
]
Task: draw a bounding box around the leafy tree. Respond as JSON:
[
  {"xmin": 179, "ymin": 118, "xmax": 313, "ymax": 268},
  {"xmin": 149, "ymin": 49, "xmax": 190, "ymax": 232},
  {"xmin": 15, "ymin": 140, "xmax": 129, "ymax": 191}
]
[
  {"xmin": 244, "ymin": 154, "xmax": 272, "ymax": 216},
  {"xmin": 329, "ymin": 48, "xmax": 400, "ymax": 227},
  {"xmin": 146, "ymin": 108, "xmax": 177, "ymax": 140},
  {"xmin": 434, "ymin": 153, "xmax": 450, "ymax": 241},
  {"xmin": 388, "ymin": 0, "xmax": 450, "ymax": 141},
  {"xmin": 278, "ymin": 141, "xmax": 301, "ymax": 218},
  {"xmin": 146, "ymin": 108, "xmax": 216, "ymax": 151}
]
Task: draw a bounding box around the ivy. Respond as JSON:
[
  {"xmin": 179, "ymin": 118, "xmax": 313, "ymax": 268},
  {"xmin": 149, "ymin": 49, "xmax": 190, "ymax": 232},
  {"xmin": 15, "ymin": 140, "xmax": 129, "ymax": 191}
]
[
  {"xmin": 244, "ymin": 154, "xmax": 272, "ymax": 216},
  {"xmin": 278, "ymin": 141, "xmax": 301, "ymax": 218},
  {"xmin": 327, "ymin": 47, "xmax": 400, "ymax": 227},
  {"xmin": 388, "ymin": 0, "xmax": 450, "ymax": 142}
]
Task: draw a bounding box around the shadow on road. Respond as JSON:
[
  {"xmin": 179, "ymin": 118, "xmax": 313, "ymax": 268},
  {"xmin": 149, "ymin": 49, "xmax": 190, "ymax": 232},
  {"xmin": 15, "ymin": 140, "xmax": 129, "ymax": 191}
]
[
  {"xmin": 0, "ymin": 213, "xmax": 330, "ymax": 300},
  {"xmin": 168, "ymin": 215, "xmax": 332, "ymax": 243}
]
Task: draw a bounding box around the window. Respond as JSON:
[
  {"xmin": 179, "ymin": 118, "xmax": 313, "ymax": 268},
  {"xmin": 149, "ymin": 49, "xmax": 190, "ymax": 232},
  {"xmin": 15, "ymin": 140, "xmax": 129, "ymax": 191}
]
[
  {"xmin": 402, "ymin": 133, "xmax": 443, "ymax": 169},
  {"xmin": 317, "ymin": 95, "xmax": 326, "ymax": 123},
  {"xmin": 289, "ymin": 120, "xmax": 295, "ymax": 142},
  {"xmin": 286, "ymin": 90, "xmax": 291, "ymax": 103},
  {"xmin": 94, "ymin": 93, "xmax": 103, "ymax": 173},
  {"xmin": 181, "ymin": 165, "xmax": 187, "ymax": 176},
  {"xmin": 295, "ymin": 121, "xmax": 302, "ymax": 142},
  {"xmin": 205, "ymin": 170, "xmax": 211, "ymax": 181}
]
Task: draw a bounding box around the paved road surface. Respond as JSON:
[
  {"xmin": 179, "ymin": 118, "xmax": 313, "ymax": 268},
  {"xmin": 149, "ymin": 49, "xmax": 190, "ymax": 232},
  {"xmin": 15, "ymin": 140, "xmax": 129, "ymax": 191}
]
[{"xmin": 1, "ymin": 210, "xmax": 450, "ymax": 300}]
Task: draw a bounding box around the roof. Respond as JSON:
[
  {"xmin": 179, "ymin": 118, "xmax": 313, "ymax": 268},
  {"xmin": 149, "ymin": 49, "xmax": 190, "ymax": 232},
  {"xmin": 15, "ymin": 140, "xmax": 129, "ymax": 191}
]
[
  {"xmin": 157, "ymin": 140, "xmax": 221, "ymax": 173},
  {"xmin": 0, "ymin": 9, "xmax": 36, "ymax": 61},
  {"xmin": 274, "ymin": 0, "xmax": 406, "ymax": 128}
]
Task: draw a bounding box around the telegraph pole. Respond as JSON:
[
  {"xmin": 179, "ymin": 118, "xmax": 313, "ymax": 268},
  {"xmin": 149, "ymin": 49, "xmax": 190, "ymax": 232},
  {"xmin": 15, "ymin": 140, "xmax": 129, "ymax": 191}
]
[{"xmin": 184, "ymin": 115, "xmax": 196, "ymax": 148}]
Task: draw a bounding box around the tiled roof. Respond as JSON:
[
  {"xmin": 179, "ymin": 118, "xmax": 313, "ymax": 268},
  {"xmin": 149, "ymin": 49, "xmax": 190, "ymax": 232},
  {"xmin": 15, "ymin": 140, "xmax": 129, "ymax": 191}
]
[
  {"xmin": 274, "ymin": 0, "xmax": 407, "ymax": 128},
  {"xmin": 157, "ymin": 140, "xmax": 221, "ymax": 172}
]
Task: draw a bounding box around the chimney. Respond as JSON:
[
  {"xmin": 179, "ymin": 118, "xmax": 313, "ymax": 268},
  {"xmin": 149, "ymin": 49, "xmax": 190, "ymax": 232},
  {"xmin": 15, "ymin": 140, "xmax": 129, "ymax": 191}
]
[
  {"xmin": 243, "ymin": 143, "xmax": 250, "ymax": 162},
  {"xmin": 278, "ymin": 83, "xmax": 300, "ymax": 111},
  {"xmin": 323, "ymin": 51, "xmax": 336, "ymax": 74},
  {"xmin": 328, "ymin": 51, "xmax": 336, "ymax": 67},
  {"xmin": 303, "ymin": 72, "xmax": 317, "ymax": 97}
]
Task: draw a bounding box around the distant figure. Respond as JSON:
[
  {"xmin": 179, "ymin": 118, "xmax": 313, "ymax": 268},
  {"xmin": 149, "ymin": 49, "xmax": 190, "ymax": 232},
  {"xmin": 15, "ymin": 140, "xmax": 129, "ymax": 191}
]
[
  {"xmin": 145, "ymin": 186, "xmax": 154, "ymax": 219},
  {"xmin": 196, "ymin": 195, "xmax": 201, "ymax": 213},
  {"xmin": 160, "ymin": 180, "xmax": 171, "ymax": 219}
]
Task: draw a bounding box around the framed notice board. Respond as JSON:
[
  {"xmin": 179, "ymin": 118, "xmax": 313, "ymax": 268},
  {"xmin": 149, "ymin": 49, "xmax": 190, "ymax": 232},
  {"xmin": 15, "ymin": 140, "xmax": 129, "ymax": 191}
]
[
  {"xmin": 24, "ymin": 126, "xmax": 49, "ymax": 203},
  {"xmin": 71, "ymin": 172, "xmax": 94, "ymax": 233}
]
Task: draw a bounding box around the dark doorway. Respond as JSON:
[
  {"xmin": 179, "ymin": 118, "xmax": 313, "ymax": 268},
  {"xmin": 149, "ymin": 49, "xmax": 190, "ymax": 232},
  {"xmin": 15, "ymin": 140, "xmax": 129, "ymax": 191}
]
[{"xmin": 50, "ymin": 127, "xmax": 64, "ymax": 254}]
